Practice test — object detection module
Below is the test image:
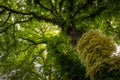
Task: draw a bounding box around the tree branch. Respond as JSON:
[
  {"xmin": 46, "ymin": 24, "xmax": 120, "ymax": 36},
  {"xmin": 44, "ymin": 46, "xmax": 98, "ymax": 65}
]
[
  {"xmin": 0, "ymin": 5, "xmax": 31, "ymax": 15},
  {"xmin": 34, "ymin": 0, "xmax": 65, "ymax": 26},
  {"xmin": 18, "ymin": 37, "xmax": 46, "ymax": 45},
  {"xmin": 0, "ymin": 17, "xmax": 33, "ymax": 33},
  {"xmin": 84, "ymin": 6, "xmax": 106, "ymax": 19},
  {"xmin": 0, "ymin": 5, "xmax": 62, "ymax": 26},
  {"xmin": 49, "ymin": 0, "xmax": 64, "ymax": 20},
  {"xmin": 59, "ymin": 0, "xmax": 65, "ymax": 12},
  {"xmin": 73, "ymin": 0, "xmax": 94, "ymax": 17},
  {"xmin": 32, "ymin": 12, "xmax": 66, "ymax": 29},
  {"xmin": 0, "ymin": 12, "xmax": 12, "ymax": 27},
  {"xmin": 32, "ymin": 13, "xmax": 57, "ymax": 23},
  {"xmin": 34, "ymin": 0, "xmax": 52, "ymax": 12},
  {"xmin": 0, "ymin": 5, "xmax": 64, "ymax": 32}
]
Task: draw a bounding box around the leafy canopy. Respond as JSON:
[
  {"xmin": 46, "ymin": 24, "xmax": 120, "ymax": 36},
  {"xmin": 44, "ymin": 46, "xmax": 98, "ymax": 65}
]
[{"xmin": 0, "ymin": 0, "xmax": 120, "ymax": 80}]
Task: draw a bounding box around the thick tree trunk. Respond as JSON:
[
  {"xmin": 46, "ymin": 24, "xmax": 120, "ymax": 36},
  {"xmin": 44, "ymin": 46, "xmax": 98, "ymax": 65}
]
[{"xmin": 65, "ymin": 18, "xmax": 83, "ymax": 46}]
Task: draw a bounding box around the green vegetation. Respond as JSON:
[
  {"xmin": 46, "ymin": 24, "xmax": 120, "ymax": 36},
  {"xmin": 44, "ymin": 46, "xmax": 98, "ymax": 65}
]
[
  {"xmin": 0, "ymin": 0, "xmax": 120, "ymax": 80},
  {"xmin": 77, "ymin": 30, "xmax": 120, "ymax": 80}
]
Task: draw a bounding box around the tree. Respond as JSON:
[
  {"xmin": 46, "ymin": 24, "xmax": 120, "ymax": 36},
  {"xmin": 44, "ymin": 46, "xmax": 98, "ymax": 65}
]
[{"xmin": 0, "ymin": 0, "xmax": 120, "ymax": 80}]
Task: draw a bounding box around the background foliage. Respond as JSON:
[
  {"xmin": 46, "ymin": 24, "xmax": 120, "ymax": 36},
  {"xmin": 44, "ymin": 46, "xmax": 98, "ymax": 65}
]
[{"xmin": 0, "ymin": 0, "xmax": 120, "ymax": 80}]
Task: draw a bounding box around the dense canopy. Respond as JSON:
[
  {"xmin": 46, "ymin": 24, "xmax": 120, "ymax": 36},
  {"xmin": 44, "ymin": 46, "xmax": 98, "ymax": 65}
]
[{"xmin": 0, "ymin": 0, "xmax": 120, "ymax": 80}]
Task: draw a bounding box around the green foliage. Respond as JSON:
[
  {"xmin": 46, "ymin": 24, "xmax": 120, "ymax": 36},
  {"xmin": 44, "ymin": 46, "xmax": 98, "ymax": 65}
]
[
  {"xmin": 94, "ymin": 56, "xmax": 120, "ymax": 80},
  {"xmin": 46, "ymin": 34, "xmax": 89, "ymax": 80},
  {"xmin": 77, "ymin": 30, "xmax": 120, "ymax": 80},
  {"xmin": 0, "ymin": 0, "xmax": 120, "ymax": 80}
]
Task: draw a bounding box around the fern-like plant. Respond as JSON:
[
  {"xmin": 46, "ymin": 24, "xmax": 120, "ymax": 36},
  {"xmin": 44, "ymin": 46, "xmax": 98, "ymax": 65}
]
[{"xmin": 77, "ymin": 30, "xmax": 120, "ymax": 80}]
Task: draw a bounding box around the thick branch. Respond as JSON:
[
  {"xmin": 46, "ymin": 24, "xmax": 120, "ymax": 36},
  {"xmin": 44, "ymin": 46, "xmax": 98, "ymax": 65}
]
[
  {"xmin": 0, "ymin": 5, "xmax": 62, "ymax": 26},
  {"xmin": 32, "ymin": 13, "xmax": 57, "ymax": 23},
  {"xmin": 34, "ymin": 0, "xmax": 60, "ymax": 20},
  {"xmin": 0, "ymin": 5, "xmax": 78, "ymax": 43},
  {"xmin": 34, "ymin": 0, "xmax": 65, "ymax": 25},
  {"xmin": 32, "ymin": 13, "xmax": 66, "ymax": 29},
  {"xmin": 34, "ymin": 0, "xmax": 65, "ymax": 27}
]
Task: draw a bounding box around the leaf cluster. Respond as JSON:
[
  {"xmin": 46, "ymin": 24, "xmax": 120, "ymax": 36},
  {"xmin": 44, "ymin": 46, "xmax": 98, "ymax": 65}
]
[{"xmin": 77, "ymin": 30, "xmax": 120, "ymax": 80}]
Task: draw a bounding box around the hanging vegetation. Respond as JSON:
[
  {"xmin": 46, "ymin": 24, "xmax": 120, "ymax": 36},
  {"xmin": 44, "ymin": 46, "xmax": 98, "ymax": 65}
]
[{"xmin": 77, "ymin": 30, "xmax": 120, "ymax": 80}]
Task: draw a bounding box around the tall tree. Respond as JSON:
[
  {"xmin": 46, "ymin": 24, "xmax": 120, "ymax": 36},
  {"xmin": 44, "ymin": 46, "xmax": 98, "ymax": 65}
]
[{"xmin": 0, "ymin": 0, "xmax": 120, "ymax": 80}]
